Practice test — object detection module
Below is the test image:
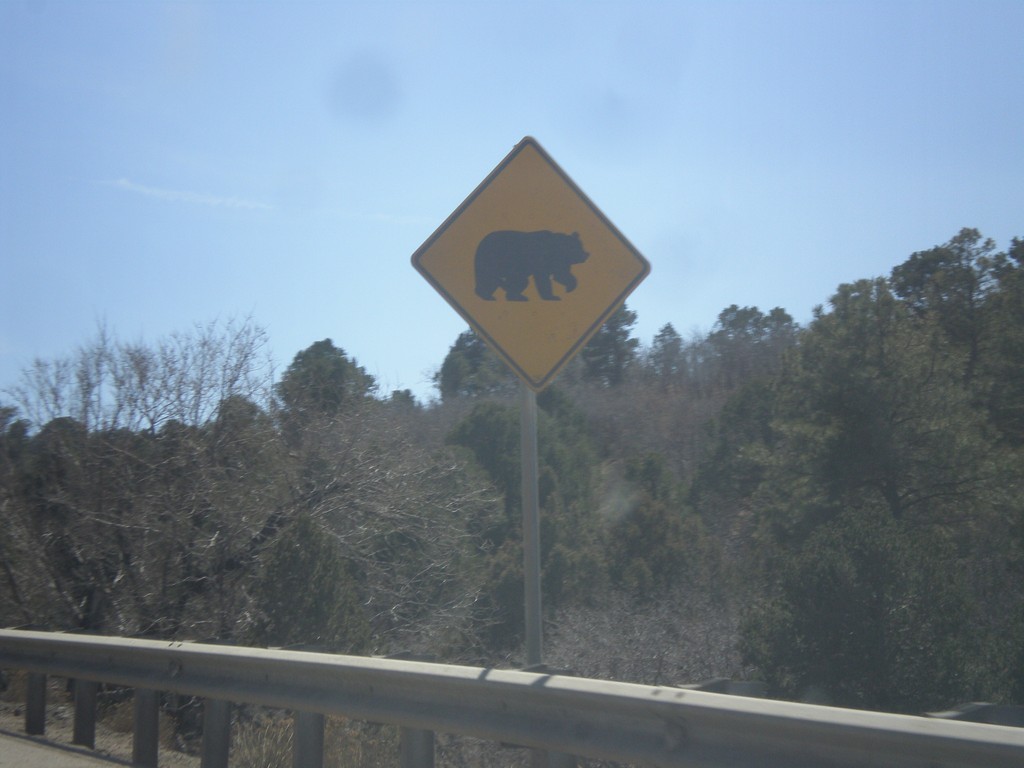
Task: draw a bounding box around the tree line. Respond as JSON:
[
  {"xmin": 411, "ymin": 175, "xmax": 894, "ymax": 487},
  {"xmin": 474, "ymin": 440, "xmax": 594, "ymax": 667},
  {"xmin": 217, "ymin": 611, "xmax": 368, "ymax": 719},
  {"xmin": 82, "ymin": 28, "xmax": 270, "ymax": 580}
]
[{"xmin": 1, "ymin": 227, "xmax": 1021, "ymax": 716}]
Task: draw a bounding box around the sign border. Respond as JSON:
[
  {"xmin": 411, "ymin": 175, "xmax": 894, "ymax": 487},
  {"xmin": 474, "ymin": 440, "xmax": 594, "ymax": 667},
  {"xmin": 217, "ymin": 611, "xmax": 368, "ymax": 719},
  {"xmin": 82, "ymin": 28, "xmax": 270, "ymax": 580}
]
[{"xmin": 411, "ymin": 136, "xmax": 651, "ymax": 391}]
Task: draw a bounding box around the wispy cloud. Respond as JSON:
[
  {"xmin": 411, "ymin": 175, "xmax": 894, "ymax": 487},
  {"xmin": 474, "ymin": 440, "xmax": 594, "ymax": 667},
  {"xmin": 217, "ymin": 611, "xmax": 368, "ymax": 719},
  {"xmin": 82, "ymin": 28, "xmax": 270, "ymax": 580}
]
[
  {"xmin": 103, "ymin": 178, "xmax": 273, "ymax": 210},
  {"xmin": 343, "ymin": 211, "xmax": 436, "ymax": 227}
]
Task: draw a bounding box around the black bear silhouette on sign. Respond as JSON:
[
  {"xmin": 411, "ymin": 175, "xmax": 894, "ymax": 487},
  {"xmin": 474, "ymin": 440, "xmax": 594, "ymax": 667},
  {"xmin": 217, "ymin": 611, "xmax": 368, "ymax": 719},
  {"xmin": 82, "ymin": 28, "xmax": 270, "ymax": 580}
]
[{"xmin": 474, "ymin": 230, "xmax": 589, "ymax": 301}]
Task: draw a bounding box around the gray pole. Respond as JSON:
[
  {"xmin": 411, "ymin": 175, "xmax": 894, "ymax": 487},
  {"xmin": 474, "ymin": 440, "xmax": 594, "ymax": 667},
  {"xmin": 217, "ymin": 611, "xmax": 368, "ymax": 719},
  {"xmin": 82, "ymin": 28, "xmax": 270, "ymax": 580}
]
[{"xmin": 520, "ymin": 382, "xmax": 543, "ymax": 667}]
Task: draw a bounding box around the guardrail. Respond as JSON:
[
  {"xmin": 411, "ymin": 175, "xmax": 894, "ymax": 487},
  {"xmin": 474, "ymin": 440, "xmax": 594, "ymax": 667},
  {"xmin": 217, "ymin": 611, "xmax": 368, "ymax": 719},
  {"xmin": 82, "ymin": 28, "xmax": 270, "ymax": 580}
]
[{"xmin": 1, "ymin": 628, "xmax": 1022, "ymax": 768}]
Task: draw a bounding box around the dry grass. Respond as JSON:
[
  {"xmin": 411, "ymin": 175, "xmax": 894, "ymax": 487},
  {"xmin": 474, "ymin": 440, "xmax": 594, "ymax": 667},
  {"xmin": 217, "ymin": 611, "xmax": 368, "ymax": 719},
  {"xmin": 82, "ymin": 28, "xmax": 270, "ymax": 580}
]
[{"xmin": 231, "ymin": 711, "xmax": 400, "ymax": 768}]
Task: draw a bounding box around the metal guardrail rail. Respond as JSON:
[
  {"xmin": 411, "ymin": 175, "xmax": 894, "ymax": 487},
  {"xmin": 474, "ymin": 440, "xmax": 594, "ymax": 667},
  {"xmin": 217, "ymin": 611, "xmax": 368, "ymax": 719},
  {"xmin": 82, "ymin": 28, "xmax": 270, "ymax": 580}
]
[{"xmin": 1, "ymin": 628, "xmax": 1022, "ymax": 768}]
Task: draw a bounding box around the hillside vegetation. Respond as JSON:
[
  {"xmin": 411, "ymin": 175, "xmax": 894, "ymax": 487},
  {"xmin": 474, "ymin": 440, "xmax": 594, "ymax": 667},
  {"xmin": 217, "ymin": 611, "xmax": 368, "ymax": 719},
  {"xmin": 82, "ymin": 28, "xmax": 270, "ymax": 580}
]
[{"xmin": 2, "ymin": 228, "xmax": 1022, "ymax": 716}]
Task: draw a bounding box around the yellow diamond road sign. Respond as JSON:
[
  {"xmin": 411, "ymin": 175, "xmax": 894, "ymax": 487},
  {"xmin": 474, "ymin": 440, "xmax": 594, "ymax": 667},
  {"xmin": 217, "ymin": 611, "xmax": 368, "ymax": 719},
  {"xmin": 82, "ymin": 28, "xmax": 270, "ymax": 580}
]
[{"xmin": 412, "ymin": 136, "xmax": 650, "ymax": 391}]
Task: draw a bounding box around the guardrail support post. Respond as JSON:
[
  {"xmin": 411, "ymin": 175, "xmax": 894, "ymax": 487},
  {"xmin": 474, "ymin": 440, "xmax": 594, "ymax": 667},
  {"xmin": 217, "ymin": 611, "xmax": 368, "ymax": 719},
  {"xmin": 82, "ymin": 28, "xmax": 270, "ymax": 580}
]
[
  {"xmin": 73, "ymin": 678, "xmax": 98, "ymax": 748},
  {"xmin": 293, "ymin": 710, "xmax": 325, "ymax": 768},
  {"xmin": 400, "ymin": 726, "xmax": 435, "ymax": 768},
  {"xmin": 25, "ymin": 671, "xmax": 46, "ymax": 735},
  {"xmin": 132, "ymin": 687, "xmax": 160, "ymax": 767},
  {"xmin": 201, "ymin": 698, "xmax": 231, "ymax": 768}
]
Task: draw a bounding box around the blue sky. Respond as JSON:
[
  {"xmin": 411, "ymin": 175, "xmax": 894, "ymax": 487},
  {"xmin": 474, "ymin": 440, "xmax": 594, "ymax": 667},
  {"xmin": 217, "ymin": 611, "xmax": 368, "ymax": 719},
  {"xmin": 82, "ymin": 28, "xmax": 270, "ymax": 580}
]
[{"xmin": 2, "ymin": 1, "xmax": 1022, "ymax": 405}]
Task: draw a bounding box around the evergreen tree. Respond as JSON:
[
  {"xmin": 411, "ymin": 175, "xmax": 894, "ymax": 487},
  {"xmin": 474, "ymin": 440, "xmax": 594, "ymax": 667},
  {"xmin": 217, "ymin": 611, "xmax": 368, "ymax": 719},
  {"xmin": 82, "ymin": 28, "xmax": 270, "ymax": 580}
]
[
  {"xmin": 276, "ymin": 339, "xmax": 375, "ymax": 420},
  {"xmin": 607, "ymin": 453, "xmax": 709, "ymax": 598},
  {"xmin": 646, "ymin": 323, "xmax": 685, "ymax": 383},
  {"xmin": 983, "ymin": 237, "xmax": 1024, "ymax": 443},
  {"xmin": 740, "ymin": 509, "xmax": 976, "ymax": 712},
  {"xmin": 435, "ymin": 330, "xmax": 515, "ymax": 401},
  {"xmin": 706, "ymin": 305, "xmax": 797, "ymax": 388},
  {"xmin": 581, "ymin": 304, "xmax": 639, "ymax": 387},
  {"xmin": 735, "ymin": 271, "xmax": 1022, "ymax": 710},
  {"xmin": 890, "ymin": 228, "xmax": 999, "ymax": 382}
]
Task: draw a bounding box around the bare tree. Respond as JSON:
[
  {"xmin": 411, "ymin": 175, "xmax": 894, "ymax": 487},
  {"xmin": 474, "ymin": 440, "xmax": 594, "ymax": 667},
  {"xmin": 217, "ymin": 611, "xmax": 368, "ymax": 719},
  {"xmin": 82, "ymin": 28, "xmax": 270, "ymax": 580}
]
[
  {"xmin": 285, "ymin": 400, "xmax": 505, "ymax": 657},
  {"xmin": 6, "ymin": 317, "xmax": 274, "ymax": 433},
  {"xmin": 0, "ymin": 319, "xmax": 285, "ymax": 637},
  {"xmin": 546, "ymin": 588, "xmax": 744, "ymax": 687}
]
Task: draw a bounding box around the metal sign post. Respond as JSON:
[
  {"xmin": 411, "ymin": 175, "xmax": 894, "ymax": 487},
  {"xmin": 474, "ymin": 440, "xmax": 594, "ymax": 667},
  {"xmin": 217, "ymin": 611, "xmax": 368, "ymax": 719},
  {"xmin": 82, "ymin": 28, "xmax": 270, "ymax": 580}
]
[{"xmin": 520, "ymin": 383, "xmax": 543, "ymax": 666}]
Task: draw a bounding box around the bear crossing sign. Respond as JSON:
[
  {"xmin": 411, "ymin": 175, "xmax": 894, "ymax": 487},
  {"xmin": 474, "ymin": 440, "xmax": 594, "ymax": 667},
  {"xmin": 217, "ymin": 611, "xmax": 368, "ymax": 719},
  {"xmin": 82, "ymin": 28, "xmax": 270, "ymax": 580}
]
[{"xmin": 411, "ymin": 136, "xmax": 651, "ymax": 391}]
